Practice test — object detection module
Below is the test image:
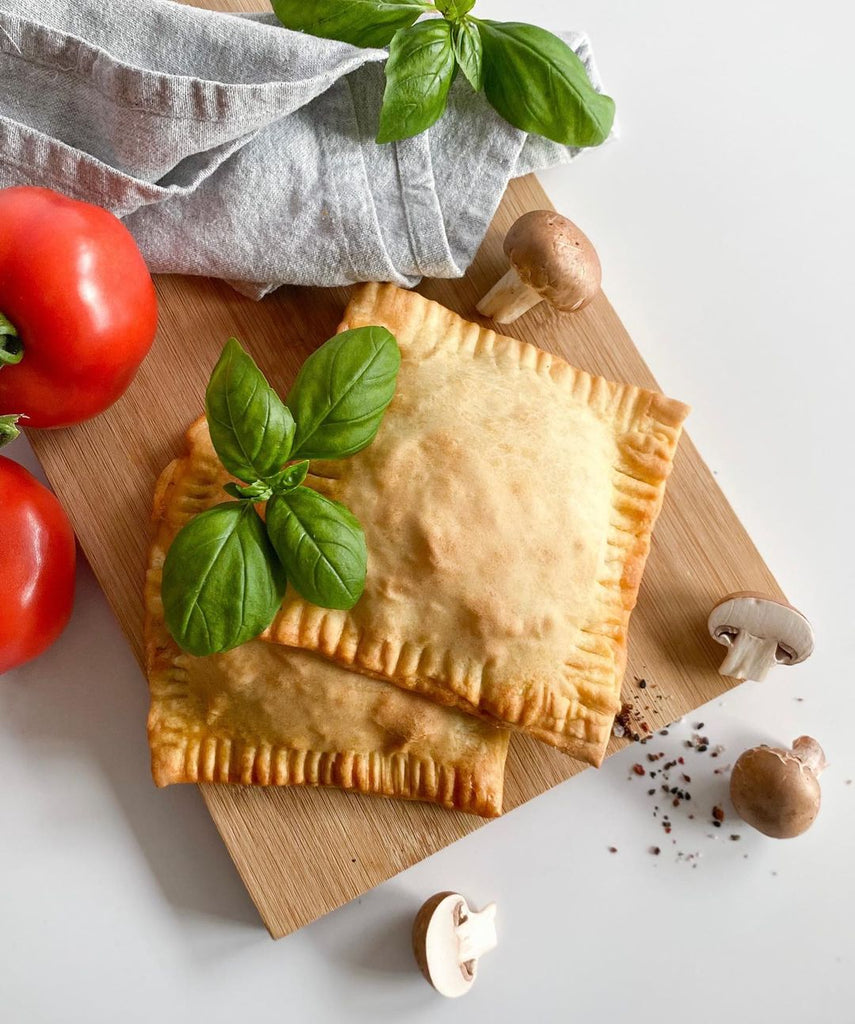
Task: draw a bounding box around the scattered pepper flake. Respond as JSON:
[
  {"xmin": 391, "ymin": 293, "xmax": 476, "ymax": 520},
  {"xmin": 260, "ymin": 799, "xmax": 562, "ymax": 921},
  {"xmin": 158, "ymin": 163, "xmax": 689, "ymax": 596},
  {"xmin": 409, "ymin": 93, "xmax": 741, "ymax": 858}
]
[
  {"xmin": 632, "ymin": 763, "xmax": 646, "ymax": 776},
  {"xmin": 650, "ymin": 846, "xmax": 661, "ymax": 856},
  {"xmin": 638, "ymin": 679, "xmax": 647, "ymax": 689},
  {"xmin": 608, "ymin": 846, "xmax": 618, "ymax": 853},
  {"xmin": 712, "ymin": 805, "xmax": 725, "ymax": 822},
  {"xmin": 729, "ymin": 835, "xmax": 741, "ymax": 841}
]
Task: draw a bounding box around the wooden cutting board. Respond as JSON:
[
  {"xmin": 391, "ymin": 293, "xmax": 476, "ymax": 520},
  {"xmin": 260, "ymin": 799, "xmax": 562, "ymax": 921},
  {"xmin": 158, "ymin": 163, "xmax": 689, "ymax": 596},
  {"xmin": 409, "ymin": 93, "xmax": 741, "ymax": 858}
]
[{"xmin": 26, "ymin": 1, "xmax": 783, "ymax": 940}]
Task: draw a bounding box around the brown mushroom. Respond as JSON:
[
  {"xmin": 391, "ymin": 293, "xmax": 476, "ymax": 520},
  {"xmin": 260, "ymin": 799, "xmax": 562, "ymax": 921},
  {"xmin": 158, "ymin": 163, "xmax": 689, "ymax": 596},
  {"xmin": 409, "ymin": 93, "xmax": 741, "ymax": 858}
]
[
  {"xmin": 708, "ymin": 592, "xmax": 814, "ymax": 682},
  {"xmin": 412, "ymin": 891, "xmax": 497, "ymax": 998},
  {"xmin": 476, "ymin": 210, "xmax": 601, "ymax": 323},
  {"xmin": 730, "ymin": 736, "xmax": 827, "ymax": 838}
]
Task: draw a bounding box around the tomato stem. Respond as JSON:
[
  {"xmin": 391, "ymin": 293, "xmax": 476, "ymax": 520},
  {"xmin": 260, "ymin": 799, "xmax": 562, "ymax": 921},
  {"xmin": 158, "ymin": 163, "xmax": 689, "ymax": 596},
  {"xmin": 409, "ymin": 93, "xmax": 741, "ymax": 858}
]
[{"xmin": 0, "ymin": 312, "xmax": 23, "ymax": 367}]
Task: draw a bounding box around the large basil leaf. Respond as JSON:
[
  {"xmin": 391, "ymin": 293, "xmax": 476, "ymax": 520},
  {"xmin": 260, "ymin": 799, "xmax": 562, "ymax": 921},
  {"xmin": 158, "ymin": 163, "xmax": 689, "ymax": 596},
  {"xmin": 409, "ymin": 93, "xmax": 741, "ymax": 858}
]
[
  {"xmin": 266, "ymin": 488, "xmax": 367, "ymax": 610},
  {"xmin": 477, "ymin": 21, "xmax": 615, "ymax": 146},
  {"xmin": 206, "ymin": 338, "xmax": 295, "ymax": 484},
  {"xmin": 452, "ymin": 19, "xmax": 483, "ymax": 91},
  {"xmin": 271, "ymin": 0, "xmax": 429, "ymax": 49},
  {"xmin": 376, "ymin": 20, "xmax": 457, "ymax": 143},
  {"xmin": 162, "ymin": 502, "xmax": 287, "ymax": 656},
  {"xmin": 286, "ymin": 326, "xmax": 400, "ymax": 460}
]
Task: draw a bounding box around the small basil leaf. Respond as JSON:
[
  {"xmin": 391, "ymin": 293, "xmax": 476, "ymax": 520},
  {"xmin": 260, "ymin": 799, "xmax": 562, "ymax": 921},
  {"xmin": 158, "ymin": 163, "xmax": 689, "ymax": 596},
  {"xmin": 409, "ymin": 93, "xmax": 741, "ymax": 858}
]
[
  {"xmin": 0, "ymin": 414, "xmax": 21, "ymax": 447},
  {"xmin": 436, "ymin": 0, "xmax": 475, "ymax": 17},
  {"xmin": 206, "ymin": 338, "xmax": 295, "ymax": 484},
  {"xmin": 162, "ymin": 502, "xmax": 286, "ymax": 656},
  {"xmin": 286, "ymin": 326, "xmax": 400, "ymax": 460},
  {"xmin": 376, "ymin": 20, "xmax": 456, "ymax": 144},
  {"xmin": 269, "ymin": 460, "xmax": 310, "ymax": 494},
  {"xmin": 266, "ymin": 488, "xmax": 367, "ymax": 610},
  {"xmin": 452, "ymin": 19, "xmax": 483, "ymax": 90},
  {"xmin": 477, "ymin": 21, "xmax": 615, "ymax": 147},
  {"xmin": 271, "ymin": 0, "xmax": 429, "ymax": 48},
  {"xmin": 223, "ymin": 480, "xmax": 274, "ymax": 502}
]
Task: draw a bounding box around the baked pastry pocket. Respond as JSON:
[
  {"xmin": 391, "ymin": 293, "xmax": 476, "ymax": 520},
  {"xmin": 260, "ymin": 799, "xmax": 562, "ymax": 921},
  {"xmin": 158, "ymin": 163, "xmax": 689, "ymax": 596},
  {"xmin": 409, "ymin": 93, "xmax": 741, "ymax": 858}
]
[
  {"xmin": 266, "ymin": 283, "xmax": 689, "ymax": 767},
  {"xmin": 145, "ymin": 420, "xmax": 508, "ymax": 818}
]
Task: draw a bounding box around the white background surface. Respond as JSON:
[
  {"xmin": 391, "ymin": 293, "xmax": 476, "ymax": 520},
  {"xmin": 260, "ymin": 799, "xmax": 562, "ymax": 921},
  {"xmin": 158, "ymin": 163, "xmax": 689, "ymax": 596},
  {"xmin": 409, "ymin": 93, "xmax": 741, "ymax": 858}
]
[{"xmin": 2, "ymin": 2, "xmax": 854, "ymax": 1021}]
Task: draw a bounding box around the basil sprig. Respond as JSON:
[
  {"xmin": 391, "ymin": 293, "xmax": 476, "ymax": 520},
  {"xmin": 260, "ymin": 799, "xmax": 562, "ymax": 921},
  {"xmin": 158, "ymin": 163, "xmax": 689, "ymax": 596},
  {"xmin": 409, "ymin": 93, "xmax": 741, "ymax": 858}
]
[
  {"xmin": 161, "ymin": 329, "xmax": 400, "ymax": 656},
  {"xmin": 271, "ymin": 0, "xmax": 615, "ymax": 146}
]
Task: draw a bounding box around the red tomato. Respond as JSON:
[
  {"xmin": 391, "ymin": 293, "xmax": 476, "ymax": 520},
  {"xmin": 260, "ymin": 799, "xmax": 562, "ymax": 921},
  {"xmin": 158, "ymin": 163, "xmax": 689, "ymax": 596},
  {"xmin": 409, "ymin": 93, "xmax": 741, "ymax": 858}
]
[
  {"xmin": 0, "ymin": 187, "xmax": 158, "ymax": 428},
  {"xmin": 0, "ymin": 456, "xmax": 76, "ymax": 674}
]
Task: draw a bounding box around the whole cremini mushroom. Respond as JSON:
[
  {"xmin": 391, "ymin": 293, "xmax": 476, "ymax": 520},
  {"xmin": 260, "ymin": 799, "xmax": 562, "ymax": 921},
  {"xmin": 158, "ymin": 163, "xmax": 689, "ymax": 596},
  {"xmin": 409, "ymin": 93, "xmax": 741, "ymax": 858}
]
[
  {"xmin": 708, "ymin": 592, "xmax": 814, "ymax": 682},
  {"xmin": 730, "ymin": 736, "xmax": 827, "ymax": 838},
  {"xmin": 476, "ymin": 210, "xmax": 601, "ymax": 323},
  {"xmin": 412, "ymin": 891, "xmax": 497, "ymax": 998}
]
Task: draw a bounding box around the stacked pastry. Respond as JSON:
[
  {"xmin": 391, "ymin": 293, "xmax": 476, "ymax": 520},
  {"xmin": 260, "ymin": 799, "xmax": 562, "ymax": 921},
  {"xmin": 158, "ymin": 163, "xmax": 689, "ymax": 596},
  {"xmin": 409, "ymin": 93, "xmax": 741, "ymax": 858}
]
[{"xmin": 145, "ymin": 284, "xmax": 688, "ymax": 817}]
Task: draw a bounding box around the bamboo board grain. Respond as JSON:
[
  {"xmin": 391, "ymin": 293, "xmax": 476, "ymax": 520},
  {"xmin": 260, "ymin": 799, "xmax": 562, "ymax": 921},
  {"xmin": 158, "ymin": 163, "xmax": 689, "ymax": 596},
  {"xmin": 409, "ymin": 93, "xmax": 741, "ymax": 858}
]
[{"xmin": 25, "ymin": 2, "xmax": 784, "ymax": 941}]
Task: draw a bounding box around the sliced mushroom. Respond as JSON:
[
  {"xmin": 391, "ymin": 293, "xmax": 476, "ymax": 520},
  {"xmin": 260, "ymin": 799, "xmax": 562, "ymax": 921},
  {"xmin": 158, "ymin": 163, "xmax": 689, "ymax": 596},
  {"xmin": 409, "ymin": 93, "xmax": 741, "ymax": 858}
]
[
  {"xmin": 707, "ymin": 592, "xmax": 814, "ymax": 681},
  {"xmin": 412, "ymin": 891, "xmax": 497, "ymax": 998},
  {"xmin": 730, "ymin": 736, "xmax": 827, "ymax": 838},
  {"xmin": 476, "ymin": 210, "xmax": 601, "ymax": 323}
]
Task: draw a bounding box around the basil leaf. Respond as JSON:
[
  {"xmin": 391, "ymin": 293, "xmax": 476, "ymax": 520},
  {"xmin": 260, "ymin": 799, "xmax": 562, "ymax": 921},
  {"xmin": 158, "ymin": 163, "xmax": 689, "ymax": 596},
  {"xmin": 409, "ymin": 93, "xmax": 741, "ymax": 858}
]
[
  {"xmin": 452, "ymin": 19, "xmax": 483, "ymax": 90},
  {"xmin": 205, "ymin": 338, "xmax": 295, "ymax": 484},
  {"xmin": 269, "ymin": 460, "xmax": 310, "ymax": 494},
  {"xmin": 436, "ymin": 0, "xmax": 475, "ymax": 17},
  {"xmin": 271, "ymin": 0, "xmax": 429, "ymax": 48},
  {"xmin": 286, "ymin": 326, "xmax": 400, "ymax": 460},
  {"xmin": 266, "ymin": 488, "xmax": 367, "ymax": 610},
  {"xmin": 477, "ymin": 21, "xmax": 615, "ymax": 146},
  {"xmin": 0, "ymin": 413, "xmax": 21, "ymax": 447},
  {"xmin": 162, "ymin": 502, "xmax": 287, "ymax": 656},
  {"xmin": 376, "ymin": 20, "xmax": 456, "ymax": 144}
]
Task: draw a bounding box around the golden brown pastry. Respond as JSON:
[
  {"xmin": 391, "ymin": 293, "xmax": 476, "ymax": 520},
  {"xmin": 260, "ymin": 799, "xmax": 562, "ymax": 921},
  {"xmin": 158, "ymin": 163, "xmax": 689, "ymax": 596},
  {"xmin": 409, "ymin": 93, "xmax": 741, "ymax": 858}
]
[
  {"xmin": 145, "ymin": 419, "xmax": 509, "ymax": 817},
  {"xmin": 266, "ymin": 283, "xmax": 688, "ymax": 766}
]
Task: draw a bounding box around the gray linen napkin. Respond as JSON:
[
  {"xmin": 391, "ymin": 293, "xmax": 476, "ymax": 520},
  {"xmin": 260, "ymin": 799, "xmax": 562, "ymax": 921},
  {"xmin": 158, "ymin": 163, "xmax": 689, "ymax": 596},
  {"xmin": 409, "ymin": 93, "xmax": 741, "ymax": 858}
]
[{"xmin": 0, "ymin": 0, "xmax": 610, "ymax": 296}]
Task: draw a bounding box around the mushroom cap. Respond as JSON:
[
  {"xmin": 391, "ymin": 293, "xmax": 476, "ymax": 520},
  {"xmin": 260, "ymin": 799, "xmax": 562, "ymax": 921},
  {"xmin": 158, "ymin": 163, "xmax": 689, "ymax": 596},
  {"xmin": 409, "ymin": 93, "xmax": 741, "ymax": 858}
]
[
  {"xmin": 708, "ymin": 591, "xmax": 814, "ymax": 665},
  {"xmin": 503, "ymin": 210, "xmax": 601, "ymax": 312},
  {"xmin": 730, "ymin": 744, "xmax": 822, "ymax": 838},
  {"xmin": 412, "ymin": 892, "xmax": 476, "ymax": 998}
]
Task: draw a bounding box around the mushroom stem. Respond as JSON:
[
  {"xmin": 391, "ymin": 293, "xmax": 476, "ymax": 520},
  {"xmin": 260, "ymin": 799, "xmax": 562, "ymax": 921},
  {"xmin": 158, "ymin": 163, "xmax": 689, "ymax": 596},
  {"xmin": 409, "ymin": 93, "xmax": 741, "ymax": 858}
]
[
  {"xmin": 718, "ymin": 631, "xmax": 780, "ymax": 681},
  {"xmin": 456, "ymin": 903, "xmax": 497, "ymax": 969},
  {"xmin": 476, "ymin": 268, "xmax": 542, "ymax": 323},
  {"xmin": 792, "ymin": 735, "xmax": 828, "ymax": 775}
]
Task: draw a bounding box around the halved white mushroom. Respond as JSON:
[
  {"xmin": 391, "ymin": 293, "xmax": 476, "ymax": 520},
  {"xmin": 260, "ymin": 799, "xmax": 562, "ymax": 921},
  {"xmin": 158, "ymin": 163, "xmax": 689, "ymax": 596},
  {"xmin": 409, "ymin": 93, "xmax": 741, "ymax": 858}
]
[
  {"xmin": 476, "ymin": 210, "xmax": 601, "ymax": 323},
  {"xmin": 412, "ymin": 891, "xmax": 497, "ymax": 998},
  {"xmin": 707, "ymin": 592, "xmax": 814, "ymax": 681}
]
